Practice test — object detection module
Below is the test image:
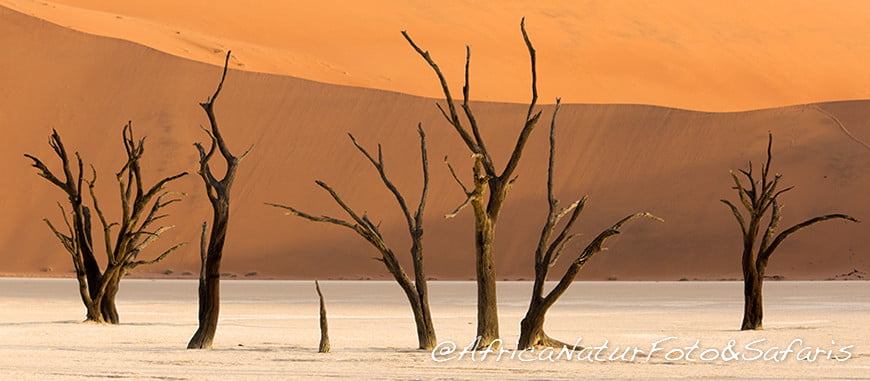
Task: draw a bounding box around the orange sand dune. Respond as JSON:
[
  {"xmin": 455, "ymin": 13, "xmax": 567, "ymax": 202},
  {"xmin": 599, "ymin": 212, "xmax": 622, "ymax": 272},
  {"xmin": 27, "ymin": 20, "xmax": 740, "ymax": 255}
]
[
  {"xmin": 0, "ymin": 6, "xmax": 867, "ymax": 281},
  {"xmin": 2, "ymin": 0, "xmax": 870, "ymax": 111}
]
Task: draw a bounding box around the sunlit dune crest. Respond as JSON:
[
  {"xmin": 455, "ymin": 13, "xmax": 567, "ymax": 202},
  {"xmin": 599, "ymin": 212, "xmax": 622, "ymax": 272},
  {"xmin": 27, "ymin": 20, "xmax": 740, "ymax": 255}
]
[{"xmin": 3, "ymin": 0, "xmax": 870, "ymax": 111}]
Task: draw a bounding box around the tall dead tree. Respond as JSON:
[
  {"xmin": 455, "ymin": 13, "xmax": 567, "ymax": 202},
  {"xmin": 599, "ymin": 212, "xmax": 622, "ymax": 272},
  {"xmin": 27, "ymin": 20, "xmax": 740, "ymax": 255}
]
[
  {"xmin": 518, "ymin": 100, "xmax": 661, "ymax": 348},
  {"xmin": 26, "ymin": 123, "xmax": 187, "ymax": 323},
  {"xmin": 722, "ymin": 133, "xmax": 858, "ymax": 330},
  {"xmin": 188, "ymin": 51, "xmax": 252, "ymax": 349},
  {"xmin": 268, "ymin": 125, "xmax": 437, "ymax": 349},
  {"xmin": 402, "ymin": 18, "xmax": 541, "ymax": 347}
]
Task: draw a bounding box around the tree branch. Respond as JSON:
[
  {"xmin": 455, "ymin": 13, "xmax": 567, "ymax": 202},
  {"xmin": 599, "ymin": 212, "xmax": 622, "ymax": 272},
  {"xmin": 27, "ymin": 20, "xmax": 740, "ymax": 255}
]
[
  {"xmin": 460, "ymin": 46, "xmax": 495, "ymax": 175},
  {"xmin": 521, "ymin": 17, "xmax": 538, "ymax": 121},
  {"xmin": 401, "ymin": 31, "xmax": 479, "ymax": 154},
  {"xmin": 759, "ymin": 214, "xmax": 859, "ymax": 263},
  {"xmin": 445, "ymin": 193, "xmax": 473, "ymax": 219},
  {"xmin": 24, "ymin": 154, "xmax": 67, "ymax": 189},
  {"xmin": 444, "ymin": 156, "xmax": 471, "ymax": 195},
  {"xmin": 202, "ymin": 51, "xmax": 234, "ymax": 162},
  {"xmin": 500, "ymin": 21, "xmax": 542, "ymax": 181},
  {"xmin": 543, "ymin": 196, "xmax": 586, "ymax": 267},
  {"xmin": 720, "ymin": 199, "xmax": 748, "ymax": 237},
  {"xmin": 265, "ymin": 202, "xmax": 360, "ymax": 232},
  {"xmin": 729, "ymin": 170, "xmax": 755, "ymax": 213},
  {"xmin": 761, "ymin": 132, "xmax": 773, "ymax": 192},
  {"xmin": 757, "ymin": 199, "xmax": 781, "ymax": 255},
  {"xmin": 348, "ymin": 133, "xmax": 414, "ymax": 230},
  {"xmin": 198, "ymin": 221, "xmax": 208, "ymax": 280},
  {"xmin": 43, "ymin": 218, "xmax": 76, "ymax": 256},
  {"xmin": 415, "ymin": 123, "xmax": 429, "ymax": 227},
  {"xmin": 127, "ymin": 242, "xmax": 187, "ymax": 269},
  {"xmin": 542, "ymin": 212, "xmax": 662, "ymax": 309},
  {"xmin": 546, "ymin": 99, "xmax": 562, "ymax": 212},
  {"xmin": 84, "ymin": 165, "xmax": 115, "ymax": 259}
]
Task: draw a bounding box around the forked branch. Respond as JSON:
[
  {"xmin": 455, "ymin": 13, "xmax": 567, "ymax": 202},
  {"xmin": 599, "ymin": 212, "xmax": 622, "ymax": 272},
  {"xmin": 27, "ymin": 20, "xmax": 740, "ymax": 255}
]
[{"xmin": 542, "ymin": 212, "xmax": 662, "ymax": 309}]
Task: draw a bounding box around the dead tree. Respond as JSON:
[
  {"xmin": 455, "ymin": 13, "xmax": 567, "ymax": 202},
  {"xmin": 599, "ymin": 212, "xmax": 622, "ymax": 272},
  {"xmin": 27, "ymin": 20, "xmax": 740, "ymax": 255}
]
[
  {"xmin": 722, "ymin": 133, "xmax": 858, "ymax": 330},
  {"xmin": 518, "ymin": 100, "xmax": 661, "ymax": 348},
  {"xmin": 315, "ymin": 280, "xmax": 330, "ymax": 353},
  {"xmin": 268, "ymin": 125, "xmax": 437, "ymax": 349},
  {"xmin": 188, "ymin": 51, "xmax": 252, "ymax": 349},
  {"xmin": 402, "ymin": 18, "xmax": 541, "ymax": 347},
  {"xmin": 25, "ymin": 124, "xmax": 187, "ymax": 323}
]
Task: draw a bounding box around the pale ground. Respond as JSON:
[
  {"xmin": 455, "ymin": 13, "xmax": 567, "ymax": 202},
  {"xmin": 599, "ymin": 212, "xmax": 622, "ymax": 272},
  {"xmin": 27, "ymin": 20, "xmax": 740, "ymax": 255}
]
[{"xmin": 0, "ymin": 279, "xmax": 868, "ymax": 380}]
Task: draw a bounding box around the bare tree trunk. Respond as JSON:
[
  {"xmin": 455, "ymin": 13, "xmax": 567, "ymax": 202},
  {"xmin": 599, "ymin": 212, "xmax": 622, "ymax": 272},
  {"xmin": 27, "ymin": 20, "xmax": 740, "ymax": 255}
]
[
  {"xmin": 78, "ymin": 207, "xmax": 103, "ymax": 304},
  {"xmin": 409, "ymin": 227, "xmax": 436, "ymax": 350},
  {"xmin": 410, "ymin": 303, "xmax": 436, "ymax": 350},
  {"xmin": 80, "ymin": 206, "xmax": 112, "ymax": 323},
  {"xmin": 100, "ymin": 274, "xmax": 121, "ymax": 324},
  {"xmin": 518, "ymin": 263, "xmax": 559, "ymax": 349},
  {"xmin": 398, "ymin": 280, "xmax": 436, "ymax": 350},
  {"xmin": 518, "ymin": 298, "xmax": 566, "ymax": 349},
  {"xmin": 315, "ymin": 280, "xmax": 330, "ymax": 353},
  {"xmin": 84, "ymin": 297, "xmax": 104, "ymax": 323},
  {"xmin": 739, "ymin": 215, "xmax": 762, "ymax": 331},
  {"xmin": 474, "ymin": 215, "xmax": 499, "ymax": 346},
  {"xmin": 411, "ymin": 275, "xmax": 436, "ymax": 349},
  {"xmin": 82, "ymin": 208, "xmax": 105, "ymax": 324},
  {"xmin": 69, "ymin": 261, "xmax": 102, "ymax": 323},
  {"xmin": 742, "ymin": 269, "xmax": 763, "ymax": 330},
  {"xmin": 189, "ymin": 210, "xmax": 228, "ymax": 349},
  {"xmin": 188, "ymin": 51, "xmax": 250, "ymax": 349}
]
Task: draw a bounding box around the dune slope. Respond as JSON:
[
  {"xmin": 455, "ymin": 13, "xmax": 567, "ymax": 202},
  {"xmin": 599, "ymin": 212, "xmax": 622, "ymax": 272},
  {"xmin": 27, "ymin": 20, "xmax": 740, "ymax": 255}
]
[
  {"xmin": 2, "ymin": 0, "xmax": 870, "ymax": 111},
  {"xmin": 0, "ymin": 6, "xmax": 867, "ymax": 281}
]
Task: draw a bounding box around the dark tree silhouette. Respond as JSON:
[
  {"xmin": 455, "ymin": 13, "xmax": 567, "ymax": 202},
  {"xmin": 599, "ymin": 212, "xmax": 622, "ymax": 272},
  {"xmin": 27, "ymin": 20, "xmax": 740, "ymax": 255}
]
[
  {"xmin": 188, "ymin": 51, "xmax": 252, "ymax": 349},
  {"xmin": 722, "ymin": 133, "xmax": 858, "ymax": 330},
  {"xmin": 26, "ymin": 123, "xmax": 187, "ymax": 323},
  {"xmin": 402, "ymin": 18, "xmax": 542, "ymax": 348},
  {"xmin": 268, "ymin": 125, "xmax": 437, "ymax": 349},
  {"xmin": 517, "ymin": 100, "xmax": 661, "ymax": 348}
]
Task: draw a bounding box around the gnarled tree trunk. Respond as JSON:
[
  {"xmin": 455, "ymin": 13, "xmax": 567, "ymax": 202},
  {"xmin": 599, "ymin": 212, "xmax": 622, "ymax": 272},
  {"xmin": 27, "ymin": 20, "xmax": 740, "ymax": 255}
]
[
  {"xmin": 741, "ymin": 267, "xmax": 763, "ymax": 330},
  {"xmin": 188, "ymin": 51, "xmax": 251, "ymax": 349},
  {"xmin": 99, "ymin": 272, "xmax": 121, "ymax": 324},
  {"xmin": 473, "ymin": 217, "xmax": 499, "ymax": 344},
  {"xmin": 188, "ymin": 210, "xmax": 229, "ymax": 349},
  {"xmin": 410, "ymin": 303, "xmax": 436, "ymax": 350}
]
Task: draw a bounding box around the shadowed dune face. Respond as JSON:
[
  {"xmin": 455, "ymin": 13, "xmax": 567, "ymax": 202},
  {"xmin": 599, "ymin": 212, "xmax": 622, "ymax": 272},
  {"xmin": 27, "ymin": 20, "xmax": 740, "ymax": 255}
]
[
  {"xmin": 0, "ymin": 6, "xmax": 867, "ymax": 281},
  {"xmin": 2, "ymin": 0, "xmax": 870, "ymax": 111}
]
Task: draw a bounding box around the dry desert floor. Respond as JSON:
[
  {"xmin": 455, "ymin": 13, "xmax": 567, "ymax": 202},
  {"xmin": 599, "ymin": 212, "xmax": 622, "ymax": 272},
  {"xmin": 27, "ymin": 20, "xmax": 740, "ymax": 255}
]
[{"xmin": 0, "ymin": 279, "xmax": 868, "ymax": 380}]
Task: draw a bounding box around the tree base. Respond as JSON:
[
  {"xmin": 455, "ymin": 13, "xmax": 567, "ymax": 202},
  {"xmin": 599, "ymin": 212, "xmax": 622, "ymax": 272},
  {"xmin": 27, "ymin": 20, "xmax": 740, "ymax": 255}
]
[
  {"xmin": 740, "ymin": 322, "xmax": 763, "ymax": 331},
  {"xmin": 519, "ymin": 331, "xmax": 583, "ymax": 350},
  {"xmin": 473, "ymin": 334, "xmax": 501, "ymax": 350},
  {"xmin": 186, "ymin": 337, "xmax": 213, "ymax": 349}
]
